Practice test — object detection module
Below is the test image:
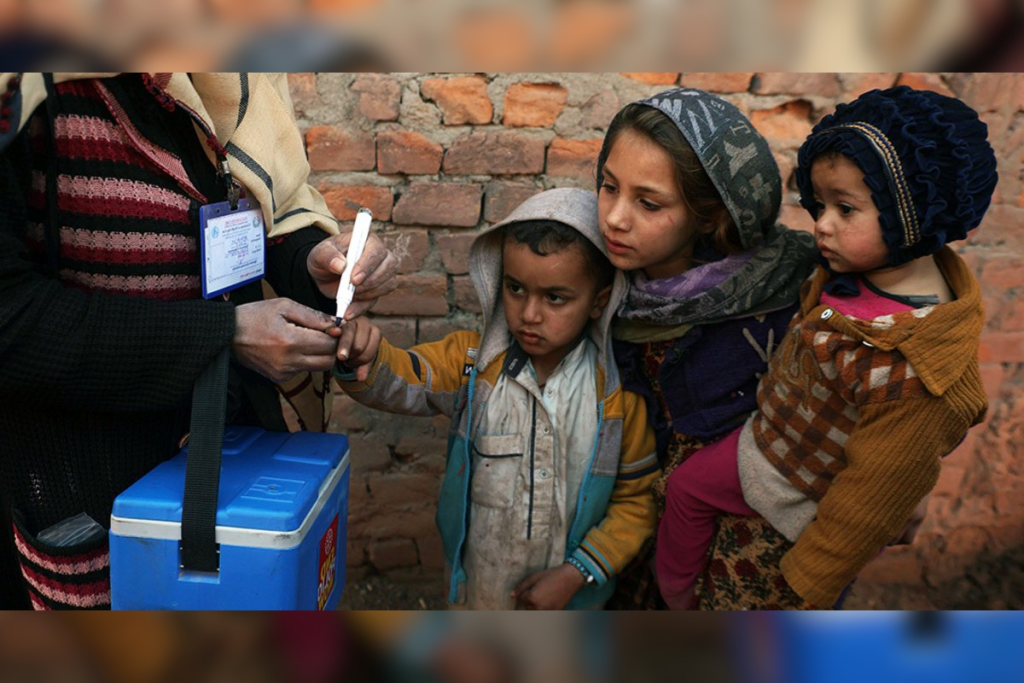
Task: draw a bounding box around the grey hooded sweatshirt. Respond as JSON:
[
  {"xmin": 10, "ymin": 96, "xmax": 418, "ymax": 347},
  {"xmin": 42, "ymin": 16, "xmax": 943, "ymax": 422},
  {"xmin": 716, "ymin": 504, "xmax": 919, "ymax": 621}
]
[{"xmin": 336, "ymin": 188, "xmax": 659, "ymax": 609}]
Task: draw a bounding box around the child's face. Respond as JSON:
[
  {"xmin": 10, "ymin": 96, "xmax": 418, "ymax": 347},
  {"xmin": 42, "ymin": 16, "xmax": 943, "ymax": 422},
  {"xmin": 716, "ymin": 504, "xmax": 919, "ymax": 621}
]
[
  {"xmin": 501, "ymin": 241, "xmax": 611, "ymax": 373},
  {"xmin": 810, "ymin": 155, "xmax": 889, "ymax": 273},
  {"xmin": 599, "ymin": 129, "xmax": 696, "ymax": 279}
]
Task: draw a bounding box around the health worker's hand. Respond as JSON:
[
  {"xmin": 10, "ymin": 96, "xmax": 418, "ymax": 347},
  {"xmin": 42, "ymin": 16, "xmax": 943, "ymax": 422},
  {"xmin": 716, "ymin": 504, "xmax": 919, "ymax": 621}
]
[
  {"xmin": 233, "ymin": 298, "xmax": 342, "ymax": 384},
  {"xmin": 306, "ymin": 230, "xmax": 397, "ymax": 320}
]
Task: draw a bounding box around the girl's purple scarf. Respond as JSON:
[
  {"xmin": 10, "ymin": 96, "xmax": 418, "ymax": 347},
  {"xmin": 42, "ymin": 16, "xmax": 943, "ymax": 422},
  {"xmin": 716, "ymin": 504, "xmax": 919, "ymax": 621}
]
[
  {"xmin": 632, "ymin": 251, "xmax": 754, "ymax": 300},
  {"xmin": 616, "ymin": 228, "xmax": 817, "ymax": 328}
]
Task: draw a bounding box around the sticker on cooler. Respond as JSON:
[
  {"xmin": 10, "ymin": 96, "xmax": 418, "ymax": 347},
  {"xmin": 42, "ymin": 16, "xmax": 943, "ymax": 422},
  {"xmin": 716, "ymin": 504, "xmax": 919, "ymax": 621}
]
[{"xmin": 318, "ymin": 515, "xmax": 339, "ymax": 610}]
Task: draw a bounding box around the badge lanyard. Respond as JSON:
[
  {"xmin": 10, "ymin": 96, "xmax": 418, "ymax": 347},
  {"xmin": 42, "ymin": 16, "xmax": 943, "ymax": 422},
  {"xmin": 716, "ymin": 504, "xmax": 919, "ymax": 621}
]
[
  {"xmin": 189, "ymin": 108, "xmax": 266, "ymax": 300},
  {"xmin": 143, "ymin": 76, "xmax": 267, "ymax": 300}
]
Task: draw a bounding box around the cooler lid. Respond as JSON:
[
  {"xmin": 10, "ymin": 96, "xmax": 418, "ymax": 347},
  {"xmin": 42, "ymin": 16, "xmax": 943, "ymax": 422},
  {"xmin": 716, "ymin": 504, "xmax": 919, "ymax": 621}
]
[{"xmin": 111, "ymin": 427, "xmax": 348, "ymax": 533}]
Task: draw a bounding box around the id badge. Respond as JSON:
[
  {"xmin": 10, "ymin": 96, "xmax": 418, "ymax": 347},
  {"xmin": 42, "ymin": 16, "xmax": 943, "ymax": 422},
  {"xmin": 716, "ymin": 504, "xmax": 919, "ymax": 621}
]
[{"xmin": 199, "ymin": 198, "xmax": 266, "ymax": 299}]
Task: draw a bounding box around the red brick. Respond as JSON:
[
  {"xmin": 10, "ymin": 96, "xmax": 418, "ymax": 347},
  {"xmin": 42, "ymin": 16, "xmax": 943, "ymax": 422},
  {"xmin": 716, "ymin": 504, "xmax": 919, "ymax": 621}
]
[
  {"xmin": 503, "ymin": 83, "xmax": 568, "ymax": 127},
  {"xmin": 968, "ymin": 205, "xmax": 1024, "ymax": 250},
  {"xmin": 993, "ymin": 476, "xmax": 1024, "ymax": 516},
  {"xmin": 436, "ymin": 232, "xmax": 477, "ymax": 275},
  {"xmin": 985, "ymin": 520, "xmax": 1024, "ymax": 556},
  {"xmin": 393, "ymin": 182, "xmax": 482, "ymax": 227},
  {"xmin": 347, "ymin": 538, "xmax": 368, "ymax": 567},
  {"xmin": 779, "ymin": 203, "xmax": 814, "ymax": 235},
  {"xmin": 416, "ymin": 535, "xmax": 445, "ymax": 570},
  {"xmin": 750, "ymin": 100, "xmax": 814, "ymax": 146},
  {"xmin": 385, "ymin": 565, "xmax": 443, "ymax": 583},
  {"xmin": 547, "ymin": 138, "xmax": 603, "ymax": 179},
  {"xmin": 377, "ymin": 130, "xmax": 443, "ymax": 176},
  {"xmin": 369, "ymin": 472, "xmax": 441, "ymax": 506},
  {"xmin": 329, "ymin": 393, "xmax": 370, "ymax": 433},
  {"xmin": 346, "ymin": 433, "xmax": 392, "ymax": 476},
  {"xmin": 856, "ymin": 547, "xmax": 922, "ymax": 585},
  {"xmin": 368, "ymin": 538, "xmax": 419, "ymax": 570},
  {"xmin": 944, "ymin": 493, "xmax": 998, "ymax": 529},
  {"xmin": 995, "ymin": 295, "xmax": 1024, "ymax": 332},
  {"xmin": 945, "ymin": 525, "xmax": 991, "ymax": 558},
  {"xmin": 484, "ymin": 182, "xmax": 541, "ymax": 223},
  {"xmin": 348, "ymin": 504, "xmax": 437, "ymax": 539},
  {"xmin": 922, "ymin": 534, "xmax": 987, "ymax": 585},
  {"xmin": 381, "ymin": 229, "xmax": 430, "ymax": 274},
  {"xmin": 413, "ymin": 452, "xmax": 448, "ymax": 476},
  {"xmin": 841, "ymin": 73, "xmax": 899, "ymax": 99},
  {"xmin": 980, "ymin": 115, "xmax": 1010, "ymax": 175},
  {"xmin": 978, "ymin": 331, "xmax": 1024, "ymax": 363},
  {"xmin": 982, "ymin": 292, "xmax": 1002, "ymax": 331},
  {"xmin": 373, "ymin": 274, "xmax": 448, "ymax": 316},
  {"xmin": 306, "ymin": 126, "xmax": 375, "ymax": 172},
  {"xmin": 580, "ymin": 89, "xmax": 620, "ymax": 130},
  {"xmin": 394, "ymin": 436, "xmax": 449, "ymax": 464},
  {"xmin": 621, "ymin": 73, "xmax": 679, "ymax": 85},
  {"xmin": 418, "ymin": 319, "xmax": 463, "ymax": 344},
  {"xmin": 420, "ymin": 76, "xmax": 493, "ymax": 125},
  {"xmin": 320, "ymin": 184, "xmax": 392, "ymax": 222},
  {"xmin": 371, "ymin": 317, "xmax": 416, "ymax": 349},
  {"xmin": 444, "ymin": 131, "xmax": 546, "ymax": 176},
  {"xmin": 431, "ymin": 414, "xmax": 450, "ymax": 437},
  {"xmin": 775, "ymin": 152, "xmax": 795, "ymax": 191},
  {"xmin": 753, "ymin": 73, "xmax": 841, "ymax": 97},
  {"xmin": 932, "ymin": 463, "xmax": 966, "ymax": 499},
  {"xmin": 980, "ymin": 252, "xmax": 1024, "ymax": 290},
  {"xmin": 896, "ymin": 73, "xmax": 955, "ymax": 97},
  {"xmin": 944, "ymin": 424, "xmax": 982, "ymax": 470},
  {"xmin": 288, "ymin": 73, "xmax": 318, "ymax": 116},
  {"xmin": 350, "ymin": 74, "xmax": 401, "ymax": 121},
  {"xmin": 348, "ymin": 475, "xmax": 370, "ymax": 514},
  {"xmin": 679, "ymin": 73, "xmax": 753, "ymax": 93},
  {"xmin": 345, "ymin": 564, "xmax": 371, "ymax": 580},
  {"xmin": 979, "ymin": 363, "xmax": 1005, "ymax": 402},
  {"xmin": 453, "ymin": 276, "xmax": 480, "ymax": 313},
  {"xmin": 948, "ymin": 73, "xmax": 1020, "ymax": 113}
]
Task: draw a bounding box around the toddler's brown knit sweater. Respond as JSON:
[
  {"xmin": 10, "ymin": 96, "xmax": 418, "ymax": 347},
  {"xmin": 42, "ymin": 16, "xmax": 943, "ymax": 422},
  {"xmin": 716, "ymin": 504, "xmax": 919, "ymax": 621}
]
[{"xmin": 738, "ymin": 247, "xmax": 987, "ymax": 607}]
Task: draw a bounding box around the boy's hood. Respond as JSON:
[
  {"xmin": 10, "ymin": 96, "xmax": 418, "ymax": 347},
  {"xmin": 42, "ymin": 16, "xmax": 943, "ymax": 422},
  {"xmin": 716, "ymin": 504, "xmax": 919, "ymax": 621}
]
[{"xmin": 469, "ymin": 188, "xmax": 626, "ymax": 383}]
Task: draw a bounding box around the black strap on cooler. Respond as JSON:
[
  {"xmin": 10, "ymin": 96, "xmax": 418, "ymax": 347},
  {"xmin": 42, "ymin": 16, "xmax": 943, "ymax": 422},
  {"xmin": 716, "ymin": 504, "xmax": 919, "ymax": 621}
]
[{"xmin": 180, "ymin": 347, "xmax": 230, "ymax": 572}]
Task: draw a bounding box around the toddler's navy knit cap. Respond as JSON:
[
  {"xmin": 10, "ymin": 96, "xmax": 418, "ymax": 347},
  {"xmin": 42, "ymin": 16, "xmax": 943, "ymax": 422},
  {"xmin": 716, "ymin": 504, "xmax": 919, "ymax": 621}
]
[{"xmin": 795, "ymin": 85, "xmax": 998, "ymax": 266}]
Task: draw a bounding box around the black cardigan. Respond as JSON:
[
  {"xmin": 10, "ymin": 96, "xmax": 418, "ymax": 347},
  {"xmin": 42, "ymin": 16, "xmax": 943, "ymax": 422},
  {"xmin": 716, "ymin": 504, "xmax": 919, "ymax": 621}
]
[{"xmin": 0, "ymin": 76, "xmax": 334, "ymax": 608}]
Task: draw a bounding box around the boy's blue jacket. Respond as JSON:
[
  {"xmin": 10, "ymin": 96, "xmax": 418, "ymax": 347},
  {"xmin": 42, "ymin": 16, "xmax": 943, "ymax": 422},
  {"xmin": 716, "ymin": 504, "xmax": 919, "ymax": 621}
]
[{"xmin": 337, "ymin": 188, "xmax": 659, "ymax": 608}]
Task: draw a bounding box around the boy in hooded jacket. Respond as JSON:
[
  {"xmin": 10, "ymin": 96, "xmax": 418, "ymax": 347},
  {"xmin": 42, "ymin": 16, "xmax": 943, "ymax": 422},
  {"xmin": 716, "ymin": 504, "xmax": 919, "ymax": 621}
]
[{"xmin": 335, "ymin": 188, "xmax": 660, "ymax": 610}]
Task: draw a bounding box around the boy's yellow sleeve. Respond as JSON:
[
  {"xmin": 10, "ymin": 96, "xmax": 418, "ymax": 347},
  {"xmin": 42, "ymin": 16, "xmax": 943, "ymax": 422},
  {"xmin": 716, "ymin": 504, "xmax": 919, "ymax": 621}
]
[
  {"xmin": 573, "ymin": 390, "xmax": 660, "ymax": 584},
  {"xmin": 335, "ymin": 330, "xmax": 479, "ymax": 418}
]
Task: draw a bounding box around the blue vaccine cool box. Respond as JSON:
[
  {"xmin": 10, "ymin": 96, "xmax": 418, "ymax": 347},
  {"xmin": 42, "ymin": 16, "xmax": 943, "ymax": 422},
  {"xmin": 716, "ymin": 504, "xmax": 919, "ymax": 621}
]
[{"xmin": 110, "ymin": 427, "xmax": 349, "ymax": 610}]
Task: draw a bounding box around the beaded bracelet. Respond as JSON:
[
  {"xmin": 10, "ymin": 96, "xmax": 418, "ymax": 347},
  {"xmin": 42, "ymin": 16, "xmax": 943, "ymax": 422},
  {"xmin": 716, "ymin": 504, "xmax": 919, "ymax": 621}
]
[{"xmin": 566, "ymin": 556, "xmax": 595, "ymax": 584}]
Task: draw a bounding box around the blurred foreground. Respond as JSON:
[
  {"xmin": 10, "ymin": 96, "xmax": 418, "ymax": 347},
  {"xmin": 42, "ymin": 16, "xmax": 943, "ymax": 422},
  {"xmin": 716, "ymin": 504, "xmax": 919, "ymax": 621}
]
[
  {"xmin": 2, "ymin": 611, "xmax": 1023, "ymax": 683},
  {"xmin": 1, "ymin": 0, "xmax": 1023, "ymax": 71}
]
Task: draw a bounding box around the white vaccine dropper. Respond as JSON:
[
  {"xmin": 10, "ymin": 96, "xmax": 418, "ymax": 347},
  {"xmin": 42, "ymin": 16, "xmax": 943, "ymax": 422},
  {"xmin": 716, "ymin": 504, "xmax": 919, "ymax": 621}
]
[{"xmin": 334, "ymin": 208, "xmax": 372, "ymax": 326}]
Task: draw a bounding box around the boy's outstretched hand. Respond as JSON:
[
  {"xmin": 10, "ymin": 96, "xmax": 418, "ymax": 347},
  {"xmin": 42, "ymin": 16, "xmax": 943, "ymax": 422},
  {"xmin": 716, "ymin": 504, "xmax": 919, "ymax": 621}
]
[
  {"xmin": 335, "ymin": 316, "xmax": 382, "ymax": 382},
  {"xmin": 511, "ymin": 564, "xmax": 585, "ymax": 610}
]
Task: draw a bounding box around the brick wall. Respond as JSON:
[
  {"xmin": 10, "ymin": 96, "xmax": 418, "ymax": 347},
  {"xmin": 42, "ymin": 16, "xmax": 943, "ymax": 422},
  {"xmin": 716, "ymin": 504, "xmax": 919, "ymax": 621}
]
[{"xmin": 289, "ymin": 72, "xmax": 1024, "ymax": 605}]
